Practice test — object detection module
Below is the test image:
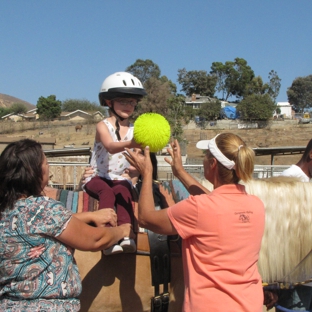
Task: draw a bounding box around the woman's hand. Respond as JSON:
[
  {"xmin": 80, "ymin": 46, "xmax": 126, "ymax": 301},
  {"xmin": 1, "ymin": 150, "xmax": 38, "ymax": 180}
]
[
  {"xmin": 58, "ymin": 218, "xmax": 135, "ymax": 251},
  {"xmin": 165, "ymin": 139, "xmax": 209, "ymax": 195},
  {"xmin": 91, "ymin": 209, "xmax": 117, "ymax": 227},
  {"xmin": 164, "ymin": 139, "xmax": 184, "ymax": 178},
  {"xmin": 123, "ymin": 147, "xmax": 153, "ymax": 179}
]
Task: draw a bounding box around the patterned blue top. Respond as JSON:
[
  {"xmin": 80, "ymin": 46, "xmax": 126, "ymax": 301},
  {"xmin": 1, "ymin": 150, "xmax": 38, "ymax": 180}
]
[{"xmin": 0, "ymin": 196, "xmax": 81, "ymax": 311}]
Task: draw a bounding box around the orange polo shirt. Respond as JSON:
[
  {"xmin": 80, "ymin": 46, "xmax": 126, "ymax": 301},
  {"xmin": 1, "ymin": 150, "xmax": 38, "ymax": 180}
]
[{"xmin": 167, "ymin": 184, "xmax": 265, "ymax": 312}]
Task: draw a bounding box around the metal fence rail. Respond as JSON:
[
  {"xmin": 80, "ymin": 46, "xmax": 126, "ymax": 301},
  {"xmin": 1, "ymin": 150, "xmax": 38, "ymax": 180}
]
[
  {"xmin": 48, "ymin": 162, "xmax": 291, "ymax": 190},
  {"xmin": 157, "ymin": 164, "xmax": 290, "ymax": 181}
]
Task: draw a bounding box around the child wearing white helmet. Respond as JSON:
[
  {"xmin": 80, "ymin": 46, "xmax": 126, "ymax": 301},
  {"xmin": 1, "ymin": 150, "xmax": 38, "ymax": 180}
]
[{"xmin": 83, "ymin": 72, "xmax": 147, "ymax": 255}]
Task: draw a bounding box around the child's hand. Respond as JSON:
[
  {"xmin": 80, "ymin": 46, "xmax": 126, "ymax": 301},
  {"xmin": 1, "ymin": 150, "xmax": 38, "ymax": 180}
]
[
  {"xmin": 82, "ymin": 166, "xmax": 95, "ymax": 184},
  {"xmin": 131, "ymin": 138, "xmax": 143, "ymax": 149}
]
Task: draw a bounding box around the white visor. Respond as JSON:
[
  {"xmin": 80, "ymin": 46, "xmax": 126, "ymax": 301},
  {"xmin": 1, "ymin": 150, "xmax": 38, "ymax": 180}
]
[{"xmin": 196, "ymin": 134, "xmax": 236, "ymax": 170}]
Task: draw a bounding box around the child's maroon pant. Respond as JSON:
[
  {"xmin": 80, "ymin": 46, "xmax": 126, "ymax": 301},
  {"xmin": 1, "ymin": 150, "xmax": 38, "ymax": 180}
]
[{"xmin": 85, "ymin": 176, "xmax": 134, "ymax": 226}]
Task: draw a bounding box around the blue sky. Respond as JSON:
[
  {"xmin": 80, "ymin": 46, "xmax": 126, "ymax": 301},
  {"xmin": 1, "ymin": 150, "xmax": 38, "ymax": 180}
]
[{"xmin": 1, "ymin": 0, "xmax": 311, "ymax": 106}]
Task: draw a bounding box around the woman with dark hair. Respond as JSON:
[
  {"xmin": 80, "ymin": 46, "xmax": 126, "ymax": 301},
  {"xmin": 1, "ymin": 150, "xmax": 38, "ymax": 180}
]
[
  {"xmin": 0, "ymin": 139, "xmax": 133, "ymax": 311},
  {"xmin": 280, "ymin": 138, "xmax": 312, "ymax": 182}
]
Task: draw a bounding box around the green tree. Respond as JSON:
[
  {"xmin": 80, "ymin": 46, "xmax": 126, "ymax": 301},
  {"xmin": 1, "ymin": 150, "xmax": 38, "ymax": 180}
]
[
  {"xmin": 210, "ymin": 57, "xmax": 254, "ymax": 100},
  {"xmin": 236, "ymin": 94, "xmax": 276, "ymax": 121},
  {"xmin": 267, "ymin": 70, "xmax": 281, "ymax": 103},
  {"xmin": 37, "ymin": 95, "xmax": 62, "ymax": 120},
  {"xmin": 197, "ymin": 99, "xmax": 221, "ymax": 121},
  {"xmin": 62, "ymin": 99, "xmax": 106, "ymax": 114},
  {"xmin": 126, "ymin": 59, "xmax": 161, "ymax": 84},
  {"xmin": 159, "ymin": 75, "xmax": 177, "ymax": 95},
  {"xmin": 10, "ymin": 103, "xmax": 28, "ymax": 114},
  {"xmin": 287, "ymin": 75, "xmax": 312, "ymax": 112},
  {"xmin": 0, "ymin": 107, "xmax": 11, "ymax": 118},
  {"xmin": 244, "ymin": 76, "xmax": 270, "ymax": 97},
  {"xmin": 244, "ymin": 71, "xmax": 281, "ymax": 108},
  {"xmin": 183, "ymin": 104, "xmax": 196, "ymax": 125},
  {"xmin": 177, "ymin": 68, "xmax": 217, "ymax": 97},
  {"xmin": 126, "ymin": 59, "xmax": 180, "ymax": 122},
  {"xmin": 133, "ymin": 77, "xmax": 173, "ymax": 120},
  {"xmin": 166, "ymin": 94, "xmax": 186, "ymax": 141},
  {"xmin": 275, "ymin": 107, "xmax": 281, "ymax": 115},
  {"xmin": 126, "ymin": 59, "xmax": 192, "ymax": 139},
  {"xmin": 209, "ymin": 62, "xmax": 228, "ymax": 99}
]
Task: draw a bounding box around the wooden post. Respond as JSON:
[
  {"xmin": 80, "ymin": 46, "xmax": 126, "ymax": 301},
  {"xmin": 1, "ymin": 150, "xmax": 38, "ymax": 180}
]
[{"xmin": 63, "ymin": 166, "xmax": 66, "ymax": 190}]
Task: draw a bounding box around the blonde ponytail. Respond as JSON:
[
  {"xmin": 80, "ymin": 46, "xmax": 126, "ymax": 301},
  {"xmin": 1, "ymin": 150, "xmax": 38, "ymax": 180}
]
[{"xmin": 215, "ymin": 133, "xmax": 255, "ymax": 184}]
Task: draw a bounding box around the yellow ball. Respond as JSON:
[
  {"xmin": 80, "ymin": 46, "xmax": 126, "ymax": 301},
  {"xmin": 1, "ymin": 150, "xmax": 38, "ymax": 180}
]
[{"xmin": 134, "ymin": 113, "xmax": 171, "ymax": 153}]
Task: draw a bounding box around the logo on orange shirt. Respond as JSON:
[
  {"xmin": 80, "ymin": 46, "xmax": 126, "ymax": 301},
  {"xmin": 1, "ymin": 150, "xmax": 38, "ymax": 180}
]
[{"xmin": 239, "ymin": 214, "xmax": 250, "ymax": 223}]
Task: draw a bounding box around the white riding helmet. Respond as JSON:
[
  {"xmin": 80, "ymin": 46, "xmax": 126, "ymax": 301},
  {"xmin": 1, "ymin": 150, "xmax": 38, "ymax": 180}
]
[{"xmin": 99, "ymin": 72, "xmax": 147, "ymax": 106}]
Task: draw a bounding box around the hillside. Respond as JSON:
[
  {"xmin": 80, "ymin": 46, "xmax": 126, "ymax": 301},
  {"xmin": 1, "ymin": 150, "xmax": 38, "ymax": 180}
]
[
  {"xmin": 1, "ymin": 119, "xmax": 311, "ymax": 166},
  {"xmin": 0, "ymin": 93, "xmax": 36, "ymax": 110},
  {"xmin": 0, "ymin": 93, "xmax": 309, "ymax": 166},
  {"xmin": 183, "ymin": 125, "xmax": 312, "ymax": 165}
]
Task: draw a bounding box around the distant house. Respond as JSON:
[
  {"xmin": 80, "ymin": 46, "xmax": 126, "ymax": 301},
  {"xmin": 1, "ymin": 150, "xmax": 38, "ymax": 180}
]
[
  {"xmin": 274, "ymin": 102, "xmax": 292, "ymax": 118},
  {"xmin": 92, "ymin": 111, "xmax": 105, "ymax": 121},
  {"xmin": 27, "ymin": 109, "xmax": 37, "ymax": 114},
  {"xmin": 185, "ymin": 94, "xmax": 235, "ymax": 109},
  {"xmin": 1, "ymin": 108, "xmax": 39, "ymax": 122},
  {"xmin": 1, "ymin": 113, "xmax": 22, "ymax": 122},
  {"xmin": 60, "ymin": 110, "xmax": 91, "ymax": 121},
  {"xmin": 21, "ymin": 112, "xmax": 38, "ymax": 121},
  {"xmin": 24, "ymin": 108, "xmax": 39, "ymax": 120},
  {"xmin": 1, "ymin": 108, "xmax": 106, "ymax": 122},
  {"xmin": 184, "ymin": 94, "xmax": 213, "ymax": 109},
  {"xmin": 59, "ymin": 110, "xmax": 104, "ymax": 122}
]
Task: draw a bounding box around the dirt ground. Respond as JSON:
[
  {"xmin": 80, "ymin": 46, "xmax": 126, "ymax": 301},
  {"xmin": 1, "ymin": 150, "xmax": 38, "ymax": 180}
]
[{"xmin": 3, "ymin": 121, "xmax": 312, "ymax": 166}]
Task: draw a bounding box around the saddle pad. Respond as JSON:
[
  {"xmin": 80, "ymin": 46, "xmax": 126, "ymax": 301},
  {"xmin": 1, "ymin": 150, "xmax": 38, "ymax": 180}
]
[
  {"xmin": 44, "ymin": 187, "xmax": 98, "ymax": 213},
  {"xmin": 161, "ymin": 180, "xmax": 190, "ymax": 204}
]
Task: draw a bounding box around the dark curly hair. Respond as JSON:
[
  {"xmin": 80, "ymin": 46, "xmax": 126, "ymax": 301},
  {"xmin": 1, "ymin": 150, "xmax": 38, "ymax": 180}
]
[
  {"xmin": 0, "ymin": 139, "xmax": 44, "ymax": 218},
  {"xmin": 300, "ymin": 139, "xmax": 312, "ymax": 163}
]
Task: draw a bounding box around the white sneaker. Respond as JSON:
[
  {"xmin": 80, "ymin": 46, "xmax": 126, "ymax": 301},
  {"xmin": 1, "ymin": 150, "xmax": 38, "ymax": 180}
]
[
  {"xmin": 103, "ymin": 244, "xmax": 123, "ymax": 256},
  {"xmin": 119, "ymin": 237, "xmax": 136, "ymax": 253}
]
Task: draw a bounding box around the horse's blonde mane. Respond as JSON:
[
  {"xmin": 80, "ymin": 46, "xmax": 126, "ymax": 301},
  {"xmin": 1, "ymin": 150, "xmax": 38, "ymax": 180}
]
[{"xmin": 244, "ymin": 177, "xmax": 312, "ymax": 284}]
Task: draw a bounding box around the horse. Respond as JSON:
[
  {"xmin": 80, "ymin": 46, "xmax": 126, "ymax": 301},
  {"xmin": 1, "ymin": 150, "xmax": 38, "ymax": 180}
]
[
  {"xmin": 75, "ymin": 124, "xmax": 83, "ymax": 132},
  {"xmin": 205, "ymin": 176, "xmax": 312, "ymax": 287},
  {"xmin": 44, "ymin": 177, "xmax": 312, "ymax": 311},
  {"xmin": 244, "ymin": 177, "xmax": 312, "ymax": 287}
]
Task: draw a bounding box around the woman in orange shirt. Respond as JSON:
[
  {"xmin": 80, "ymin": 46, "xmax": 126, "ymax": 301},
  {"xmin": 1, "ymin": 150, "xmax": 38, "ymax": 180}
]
[{"xmin": 124, "ymin": 133, "xmax": 265, "ymax": 312}]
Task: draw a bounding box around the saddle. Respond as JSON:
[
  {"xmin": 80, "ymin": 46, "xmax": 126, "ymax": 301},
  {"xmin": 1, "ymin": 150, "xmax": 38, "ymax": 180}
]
[{"xmin": 133, "ymin": 181, "xmax": 183, "ymax": 312}]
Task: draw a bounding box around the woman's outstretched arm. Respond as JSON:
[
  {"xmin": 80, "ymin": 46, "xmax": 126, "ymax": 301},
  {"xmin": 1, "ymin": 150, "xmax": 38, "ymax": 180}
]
[
  {"xmin": 165, "ymin": 139, "xmax": 210, "ymax": 195},
  {"xmin": 124, "ymin": 146, "xmax": 177, "ymax": 235}
]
